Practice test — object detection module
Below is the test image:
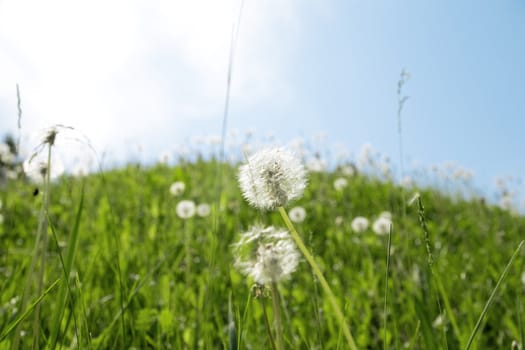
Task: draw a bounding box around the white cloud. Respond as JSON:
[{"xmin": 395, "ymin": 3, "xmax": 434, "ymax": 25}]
[{"xmin": 0, "ymin": 0, "xmax": 303, "ymax": 162}]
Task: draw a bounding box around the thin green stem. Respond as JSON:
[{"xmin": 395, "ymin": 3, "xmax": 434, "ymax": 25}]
[
  {"xmin": 278, "ymin": 207, "xmax": 357, "ymax": 350},
  {"xmin": 464, "ymin": 240, "xmax": 524, "ymax": 350},
  {"xmin": 32, "ymin": 143, "xmax": 53, "ymax": 349},
  {"xmin": 260, "ymin": 297, "xmax": 277, "ymax": 350},
  {"xmin": 271, "ymin": 282, "xmax": 284, "ymax": 350},
  {"xmin": 0, "ymin": 279, "xmax": 60, "ymax": 343},
  {"xmin": 383, "ymin": 224, "xmax": 392, "ymax": 350}
]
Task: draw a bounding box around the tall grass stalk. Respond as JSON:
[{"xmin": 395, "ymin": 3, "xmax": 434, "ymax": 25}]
[
  {"xmin": 33, "ymin": 143, "xmax": 53, "ymax": 348},
  {"xmin": 48, "ymin": 186, "xmax": 85, "ymax": 349},
  {"xmin": 383, "ymin": 224, "xmax": 393, "ymax": 350},
  {"xmin": 397, "ymin": 69, "xmax": 410, "ymax": 219},
  {"xmin": 15, "ymin": 83, "xmax": 22, "ymax": 155},
  {"xmin": 518, "ymin": 296, "xmax": 524, "ymax": 350},
  {"xmin": 416, "ymin": 195, "xmax": 460, "ymax": 347},
  {"xmin": 464, "ymin": 240, "xmax": 524, "ymax": 350},
  {"xmin": 278, "ymin": 206, "xmax": 358, "ymax": 350},
  {"xmin": 11, "ymin": 142, "xmax": 53, "ymax": 350}
]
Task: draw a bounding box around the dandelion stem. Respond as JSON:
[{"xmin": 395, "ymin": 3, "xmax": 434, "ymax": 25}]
[
  {"xmin": 33, "ymin": 142, "xmax": 53, "ymax": 348},
  {"xmin": 260, "ymin": 296, "xmax": 277, "ymax": 350},
  {"xmin": 271, "ymin": 282, "xmax": 284, "ymax": 350},
  {"xmin": 278, "ymin": 207, "xmax": 358, "ymax": 350}
]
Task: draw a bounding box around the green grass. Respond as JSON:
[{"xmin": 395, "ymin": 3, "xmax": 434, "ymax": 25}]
[{"xmin": 0, "ymin": 158, "xmax": 524, "ymax": 349}]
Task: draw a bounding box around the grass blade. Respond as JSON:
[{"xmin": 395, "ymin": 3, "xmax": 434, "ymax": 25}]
[
  {"xmin": 48, "ymin": 185, "xmax": 85, "ymax": 349},
  {"xmin": 383, "ymin": 224, "xmax": 393, "ymax": 350},
  {"xmin": 278, "ymin": 206, "xmax": 358, "ymax": 350},
  {"xmin": 0, "ymin": 279, "xmax": 60, "ymax": 342},
  {"xmin": 464, "ymin": 240, "xmax": 524, "ymax": 350}
]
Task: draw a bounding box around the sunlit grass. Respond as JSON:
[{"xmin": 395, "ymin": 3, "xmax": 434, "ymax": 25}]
[{"xmin": 0, "ymin": 157, "xmax": 524, "ymax": 349}]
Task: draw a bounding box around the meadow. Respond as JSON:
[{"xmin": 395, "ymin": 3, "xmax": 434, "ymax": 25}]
[{"xmin": 0, "ymin": 138, "xmax": 524, "ymax": 350}]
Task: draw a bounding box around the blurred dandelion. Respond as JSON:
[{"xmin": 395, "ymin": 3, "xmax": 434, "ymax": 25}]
[
  {"xmin": 306, "ymin": 157, "xmax": 326, "ymax": 173},
  {"xmin": 233, "ymin": 226, "xmax": 300, "ymax": 285},
  {"xmin": 373, "ymin": 215, "xmax": 392, "ymax": 235},
  {"xmin": 288, "ymin": 206, "xmax": 306, "ymax": 223},
  {"xmin": 176, "ymin": 200, "xmax": 196, "ymax": 219},
  {"xmin": 341, "ymin": 165, "xmax": 355, "ymax": 177},
  {"xmin": 239, "ymin": 147, "xmax": 306, "ymax": 210},
  {"xmin": 333, "ymin": 177, "xmax": 348, "ymax": 191},
  {"xmin": 197, "ymin": 203, "xmax": 211, "ymax": 217},
  {"xmin": 169, "ymin": 181, "xmax": 186, "ymax": 197},
  {"xmin": 379, "ymin": 211, "xmax": 392, "ymax": 220},
  {"xmin": 351, "ymin": 216, "xmax": 369, "ymax": 233},
  {"xmin": 23, "ymin": 155, "xmax": 64, "ymax": 183},
  {"xmin": 401, "ymin": 176, "xmax": 413, "ymax": 188}
]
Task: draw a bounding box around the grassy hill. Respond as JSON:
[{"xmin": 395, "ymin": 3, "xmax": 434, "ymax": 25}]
[{"xmin": 0, "ymin": 157, "xmax": 524, "ymax": 349}]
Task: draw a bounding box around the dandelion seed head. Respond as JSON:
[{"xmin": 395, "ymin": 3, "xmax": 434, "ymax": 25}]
[
  {"xmin": 373, "ymin": 215, "xmax": 392, "ymax": 235},
  {"xmin": 23, "ymin": 156, "xmax": 64, "ymax": 183},
  {"xmin": 401, "ymin": 176, "xmax": 413, "ymax": 188},
  {"xmin": 0, "ymin": 143, "xmax": 15, "ymax": 163},
  {"xmin": 341, "ymin": 165, "xmax": 355, "ymax": 177},
  {"xmin": 197, "ymin": 203, "xmax": 211, "ymax": 217},
  {"xmin": 288, "ymin": 206, "xmax": 306, "ymax": 223},
  {"xmin": 333, "ymin": 177, "xmax": 348, "ymax": 191},
  {"xmin": 170, "ymin": 181, "xmax": 186, "ymax": 196},
  {"xmin": 306, "ymin": 157, "xmax": 326, "ymax": 172},
  {"xmin": 233, "ymin": 226, "xmax": 300, "ymax": 284},
  {"xmin": 44, "ymin": 127, "xmax": 59, "ymax": 146},
  {"xmin": 238, "ymin": 148, "xmax": 306, "ymax": 210},
  {"xmin": 351, "ymin": 216, "xmax": 369, "ymax": 233},
  {"xmin": 176, "ymin": 200, "xmax": 196, "ymax": 219}
]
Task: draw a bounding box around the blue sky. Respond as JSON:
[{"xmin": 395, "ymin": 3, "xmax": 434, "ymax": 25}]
[{"xmin": 0, "ymin": 1, "xmax": 524, "ymax": 201}]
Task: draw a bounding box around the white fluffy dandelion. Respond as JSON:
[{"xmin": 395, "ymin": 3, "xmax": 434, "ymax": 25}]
[
  {"xmin": 23, "ymin": 155, "xmax": 64, "ymax": 183},
  {"xmin": 288, "ymin": 206, "xmax": 306, "ymax": 223},
  {"xmin": 333, "ymin": 177, "xmax": 348, "ymax": 191},
  {"xmin": 238, "ymin": 148, "xmax": 307, "ymax": 210},
  {"xmin": 176, "ymin": 200, "xmax": 196, "ymax": 219},
  {"xmin": 306, "ymin": 158, "xmax": 326, "ymax": 172},
  {"xmin": 196, "ymin": 203, "xmax": 211, "ymax": 217},
  {"xmin": 351, "ymin": 216, "xmax": 369, "ymax": 233},
  {"xmin": 372, "ymin": 215, "xmax": 392, "ymax": 235},
  {"xmin": 233, "ymin": 226, "xmax": 300, "ymax": 285},
  {"xmin": 169, "ymin": 181, "xmax": 186, "ymax": 197}
]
